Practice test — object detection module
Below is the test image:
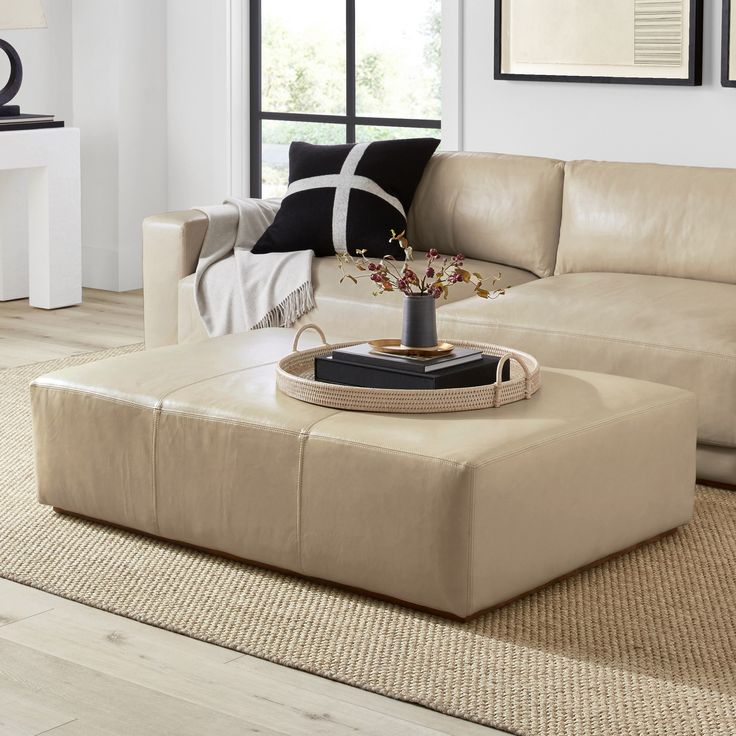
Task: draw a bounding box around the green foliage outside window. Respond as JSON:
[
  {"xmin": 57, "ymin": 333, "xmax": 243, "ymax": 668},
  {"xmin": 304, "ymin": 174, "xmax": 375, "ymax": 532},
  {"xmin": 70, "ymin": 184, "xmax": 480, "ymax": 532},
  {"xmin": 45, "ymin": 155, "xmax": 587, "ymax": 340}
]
[{"xmin": 259, "ymin": 1, "xmax": 441, "ymax": 197}]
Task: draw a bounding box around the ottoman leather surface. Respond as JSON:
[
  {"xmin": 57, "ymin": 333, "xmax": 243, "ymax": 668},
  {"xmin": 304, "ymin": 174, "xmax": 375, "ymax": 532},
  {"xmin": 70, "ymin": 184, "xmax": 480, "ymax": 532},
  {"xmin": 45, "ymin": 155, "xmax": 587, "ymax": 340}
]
[{"xmin": 32, "ymin": 329, "xmax": 697, "ymax": 619}]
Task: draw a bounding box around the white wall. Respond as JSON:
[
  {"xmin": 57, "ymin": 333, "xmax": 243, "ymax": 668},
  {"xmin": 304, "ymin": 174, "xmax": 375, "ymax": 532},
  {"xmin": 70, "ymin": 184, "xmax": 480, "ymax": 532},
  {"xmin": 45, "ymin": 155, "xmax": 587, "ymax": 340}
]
[
  {"xmin": 462, "ymin": 0, "xmax": 736, "ymax": 168},
  {"xmin": 72, "ymin": 0, "xmax": 168, "ymax": 291},
  {"xmin": 117, "ymin": 1, "xmax": 168, "ymax": 291},
  {"xmin": 166, "ymin": 0, "xmax": 232, "ymax": 210},
  {"xmin": 71, "ymin": 0, "xmax": 120, "ymax": 290}
]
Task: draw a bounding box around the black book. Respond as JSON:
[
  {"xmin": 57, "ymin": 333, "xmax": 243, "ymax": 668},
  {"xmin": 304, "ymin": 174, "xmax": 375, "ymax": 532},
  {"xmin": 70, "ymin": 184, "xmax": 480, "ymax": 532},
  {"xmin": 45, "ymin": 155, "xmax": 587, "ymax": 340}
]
[
  {"xmin": 331, "ymin": 342, "xmax": 483, "ymax": 373},
  {"xmin": 315, "ymin": 354, "xmax": 510, "ymax": 390},
  {"xmin": 0, "ymin": 121, "xmax": 64, "ymax": 133}
]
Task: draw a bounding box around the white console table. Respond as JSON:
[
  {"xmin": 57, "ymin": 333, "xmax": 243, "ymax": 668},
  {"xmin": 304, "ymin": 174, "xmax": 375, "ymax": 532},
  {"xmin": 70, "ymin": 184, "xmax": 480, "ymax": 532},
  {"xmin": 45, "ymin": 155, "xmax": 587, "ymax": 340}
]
[{"xmin": 0, "ymin": 128, "xmax": 81, "ymax": 309}]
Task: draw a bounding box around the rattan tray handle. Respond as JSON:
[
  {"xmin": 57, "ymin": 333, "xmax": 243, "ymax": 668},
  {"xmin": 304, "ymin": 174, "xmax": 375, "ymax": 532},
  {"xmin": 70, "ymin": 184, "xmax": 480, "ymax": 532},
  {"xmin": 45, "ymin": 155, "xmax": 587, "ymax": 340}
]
[
  {"xmin": 495, "ymin": 352, "xmax": 533, "ymax": 407},
  {"xmin": 292, "ymin": 324, "xmax": 328, "ymax": 352}
]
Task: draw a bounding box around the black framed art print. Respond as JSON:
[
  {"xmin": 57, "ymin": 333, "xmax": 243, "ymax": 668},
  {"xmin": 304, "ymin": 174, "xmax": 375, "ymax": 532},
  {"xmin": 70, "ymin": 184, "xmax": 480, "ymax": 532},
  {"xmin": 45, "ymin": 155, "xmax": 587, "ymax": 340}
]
[
  {"xmin": 724, "ymin": 0, "xmax": 736, "ymax": 86},
  {"xmin": 495, "ymin": 0, "xmax": 703, "ymax": 86}
]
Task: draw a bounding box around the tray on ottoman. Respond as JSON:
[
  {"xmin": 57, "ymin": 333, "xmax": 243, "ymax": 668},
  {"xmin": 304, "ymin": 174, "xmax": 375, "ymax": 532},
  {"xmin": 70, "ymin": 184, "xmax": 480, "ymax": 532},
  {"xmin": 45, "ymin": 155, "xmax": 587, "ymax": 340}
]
[
  {"xmin": 31, "ymin": 327, "xmax": 697, "ymax": 620},
  {"xmin": 276, "ymin": 324, "xmax": 541, "ymax": 413}
]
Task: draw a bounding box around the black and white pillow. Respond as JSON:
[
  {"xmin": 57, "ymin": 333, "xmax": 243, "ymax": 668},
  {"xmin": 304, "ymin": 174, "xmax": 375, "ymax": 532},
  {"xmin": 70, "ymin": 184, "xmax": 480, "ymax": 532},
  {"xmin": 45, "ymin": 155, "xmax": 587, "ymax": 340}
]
[{"xmin": 252, "ymin": 137, "xmax": 440, "ymax": 260}]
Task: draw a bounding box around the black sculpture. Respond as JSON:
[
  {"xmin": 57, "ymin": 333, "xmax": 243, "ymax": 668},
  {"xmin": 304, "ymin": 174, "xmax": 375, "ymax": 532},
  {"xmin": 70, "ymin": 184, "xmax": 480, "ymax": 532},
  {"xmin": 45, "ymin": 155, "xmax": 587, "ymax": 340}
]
[{"xmin": 0, "ymin": 38, "xmax": 23, "ymax": 116}]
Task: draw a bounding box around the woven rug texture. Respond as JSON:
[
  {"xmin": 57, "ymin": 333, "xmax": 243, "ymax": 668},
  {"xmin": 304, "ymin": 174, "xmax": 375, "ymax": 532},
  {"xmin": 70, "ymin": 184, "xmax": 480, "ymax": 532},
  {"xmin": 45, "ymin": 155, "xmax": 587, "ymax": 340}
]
[{"xmin": 1, "ymin": 346, "xmax": 735, "ymax": 736}]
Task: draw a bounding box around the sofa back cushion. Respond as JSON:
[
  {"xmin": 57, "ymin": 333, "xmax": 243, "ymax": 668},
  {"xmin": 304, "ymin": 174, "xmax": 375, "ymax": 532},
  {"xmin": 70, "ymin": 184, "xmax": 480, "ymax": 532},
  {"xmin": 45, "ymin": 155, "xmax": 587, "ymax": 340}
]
[
  {"xmin": 556, "ymin": 160, "xmax": 736, "ymax": 284},
  {"xmin": 407, "ymin": 152, "xmax": 564, "ymax": 278}
]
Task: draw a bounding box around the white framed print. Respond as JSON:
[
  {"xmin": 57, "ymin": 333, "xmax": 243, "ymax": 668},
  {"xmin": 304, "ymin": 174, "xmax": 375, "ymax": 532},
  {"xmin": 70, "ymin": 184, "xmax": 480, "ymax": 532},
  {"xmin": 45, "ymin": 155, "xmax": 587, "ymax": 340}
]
[{"xmin": 495, "ymin": 0, "xmax": 704, "ymax": 86}]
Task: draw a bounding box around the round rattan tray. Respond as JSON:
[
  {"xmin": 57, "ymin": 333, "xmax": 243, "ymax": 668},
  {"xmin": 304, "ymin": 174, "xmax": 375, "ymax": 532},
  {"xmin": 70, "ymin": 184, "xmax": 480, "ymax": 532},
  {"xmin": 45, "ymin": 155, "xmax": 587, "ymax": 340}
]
[{"xmin": 276, "ymin": 325, "xmax": 541, "ymax": 414}]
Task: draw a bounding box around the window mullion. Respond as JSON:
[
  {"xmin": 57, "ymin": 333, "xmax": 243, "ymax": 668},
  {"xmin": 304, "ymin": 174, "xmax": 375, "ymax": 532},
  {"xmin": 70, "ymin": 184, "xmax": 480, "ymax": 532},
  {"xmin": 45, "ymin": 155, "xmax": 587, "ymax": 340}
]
[
  {"xmin": 249, "ymin": 0, "xmax": 262, "ymax": 197},
  {"xmin": 346, "ymin": 0, "xmax": 356, "ymax": 143}
]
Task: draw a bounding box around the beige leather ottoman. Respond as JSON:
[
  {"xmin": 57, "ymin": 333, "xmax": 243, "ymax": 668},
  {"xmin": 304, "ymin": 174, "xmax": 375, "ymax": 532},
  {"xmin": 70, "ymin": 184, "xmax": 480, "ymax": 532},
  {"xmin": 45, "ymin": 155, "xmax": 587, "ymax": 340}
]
[{"xmin": 31, "ymin": 328, "xmax": 697, "ymax": 620}]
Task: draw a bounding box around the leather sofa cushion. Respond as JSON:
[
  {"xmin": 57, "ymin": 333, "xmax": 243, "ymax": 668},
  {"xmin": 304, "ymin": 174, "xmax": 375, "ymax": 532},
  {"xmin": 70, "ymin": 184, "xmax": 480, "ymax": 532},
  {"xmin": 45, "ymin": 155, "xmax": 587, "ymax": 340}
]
[
  {"xmin": 407, "ymin": 152, "xmax": 564, "ymax": 278},
  {"xmin": 177, "ymin": 253, "xmax": 538, "ymax": 345},
  {"xmin": 437, "ymin": 272, "xmax": 736, "ymax": 448},
  {"xmin": 556, "ymin": 160, "xmax": 736, "ymax": 284}
]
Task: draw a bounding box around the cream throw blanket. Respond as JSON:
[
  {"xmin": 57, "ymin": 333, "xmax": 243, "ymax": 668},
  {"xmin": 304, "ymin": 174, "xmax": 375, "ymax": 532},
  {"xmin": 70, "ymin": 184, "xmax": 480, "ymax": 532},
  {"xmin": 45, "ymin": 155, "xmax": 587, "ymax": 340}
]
[{"xmin": 194, "ymin": 198, "xmax": 315, "ymax": 337}]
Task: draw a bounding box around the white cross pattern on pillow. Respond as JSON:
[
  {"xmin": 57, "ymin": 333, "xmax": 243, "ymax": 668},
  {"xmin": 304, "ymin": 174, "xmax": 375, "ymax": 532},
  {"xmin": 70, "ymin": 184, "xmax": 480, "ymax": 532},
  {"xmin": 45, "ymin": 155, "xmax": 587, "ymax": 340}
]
[{"xmin": 283, "ymin": 142, "xmax": 406, "ymax": 254}]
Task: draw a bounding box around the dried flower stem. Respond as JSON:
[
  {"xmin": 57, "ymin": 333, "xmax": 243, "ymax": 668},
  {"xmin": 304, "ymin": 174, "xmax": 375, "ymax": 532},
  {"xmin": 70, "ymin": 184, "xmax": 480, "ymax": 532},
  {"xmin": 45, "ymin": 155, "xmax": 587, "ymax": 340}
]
[{"xmin": 337, "ymin": 230, "xmax": 508, "ymax": 301}]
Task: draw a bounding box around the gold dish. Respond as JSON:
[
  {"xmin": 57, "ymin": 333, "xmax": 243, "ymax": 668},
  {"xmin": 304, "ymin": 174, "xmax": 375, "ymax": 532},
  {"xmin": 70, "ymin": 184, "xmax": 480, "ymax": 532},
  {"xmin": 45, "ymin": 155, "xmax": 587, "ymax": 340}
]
[{"xmin": 369, "ymin": 339, "xmax": 455, "ymax": 358}]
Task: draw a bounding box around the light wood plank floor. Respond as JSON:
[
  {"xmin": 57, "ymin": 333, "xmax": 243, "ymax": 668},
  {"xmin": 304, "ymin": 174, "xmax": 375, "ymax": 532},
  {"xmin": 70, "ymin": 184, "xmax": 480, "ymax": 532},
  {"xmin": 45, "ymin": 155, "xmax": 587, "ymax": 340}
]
[
  {"xmin": 0, "ymin": 289, "xmax": 145, "ymax": 369},
  {"xmin": 0, "ymin": 292, "xmax": 507, "ymax": 736}
]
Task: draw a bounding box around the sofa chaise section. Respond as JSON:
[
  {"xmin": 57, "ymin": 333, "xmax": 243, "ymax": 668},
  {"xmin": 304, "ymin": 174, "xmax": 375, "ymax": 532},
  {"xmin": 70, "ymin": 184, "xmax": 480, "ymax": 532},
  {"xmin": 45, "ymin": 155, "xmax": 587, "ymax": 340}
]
[
  {"xmin": 438, "ymin": 159, "xmax": 736, "ymax": 484},
  {"xmin": 437, "ymin": 272, "xmax": 736, "ymax": 481}
]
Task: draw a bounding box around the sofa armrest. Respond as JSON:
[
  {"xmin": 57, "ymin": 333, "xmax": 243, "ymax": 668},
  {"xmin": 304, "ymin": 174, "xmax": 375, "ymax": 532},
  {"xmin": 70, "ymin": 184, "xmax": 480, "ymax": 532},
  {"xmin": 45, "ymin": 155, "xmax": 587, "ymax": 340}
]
[{"xmin": 142, "ymin": 210, "xmax": 209, "ymax": 349}]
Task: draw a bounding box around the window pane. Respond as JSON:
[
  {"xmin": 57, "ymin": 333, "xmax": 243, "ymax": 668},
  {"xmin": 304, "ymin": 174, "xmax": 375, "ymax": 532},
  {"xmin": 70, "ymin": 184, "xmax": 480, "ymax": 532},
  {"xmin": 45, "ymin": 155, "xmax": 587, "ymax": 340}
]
[
  {"xmin": 355, "ymin": 0, "xmax": 441, "ymax": 119},
  {"xmin": 262, "ymin": 120, "xmax": 346, "ymax": 199},
  {"xmin": 355, "ymin": 125, "xmax": 441, "ymax": 144},
  {"xmin": 262, "ymin": 0, "xmax": 347, "ymax": 115}
]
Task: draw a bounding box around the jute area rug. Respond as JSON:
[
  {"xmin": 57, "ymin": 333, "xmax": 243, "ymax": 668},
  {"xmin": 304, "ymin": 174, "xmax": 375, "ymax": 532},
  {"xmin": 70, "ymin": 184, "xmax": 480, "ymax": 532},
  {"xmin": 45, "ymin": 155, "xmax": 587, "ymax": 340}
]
[{"xmin": 1, "ymin": 347, "xmax": 735, "ymax": 736}]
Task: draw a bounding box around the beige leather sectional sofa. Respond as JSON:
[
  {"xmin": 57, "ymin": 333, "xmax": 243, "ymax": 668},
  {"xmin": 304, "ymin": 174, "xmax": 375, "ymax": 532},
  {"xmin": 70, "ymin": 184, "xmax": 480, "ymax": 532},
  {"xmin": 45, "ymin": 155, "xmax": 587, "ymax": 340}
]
[{"xmin": 143, "ymin": 152, "xmax": 736, "ymax": 486}]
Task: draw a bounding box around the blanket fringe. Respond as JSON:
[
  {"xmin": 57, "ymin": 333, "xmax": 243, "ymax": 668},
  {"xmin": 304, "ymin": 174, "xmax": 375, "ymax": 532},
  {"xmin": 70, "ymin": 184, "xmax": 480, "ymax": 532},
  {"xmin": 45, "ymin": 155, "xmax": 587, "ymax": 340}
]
[{"xmin": 250, "ymin": 281, "xmax": 316, "ymax": 331}]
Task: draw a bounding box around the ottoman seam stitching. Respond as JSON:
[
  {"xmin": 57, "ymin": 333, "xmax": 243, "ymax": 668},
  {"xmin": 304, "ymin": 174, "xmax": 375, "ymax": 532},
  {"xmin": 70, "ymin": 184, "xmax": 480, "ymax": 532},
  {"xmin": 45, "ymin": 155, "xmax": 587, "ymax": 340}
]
[
  {"xmin": 154, "ymin": 411, "xmax": 303, "ymax": 436},
  {"xmin": 29, "ymin": 386, "xmax": 154, "ymax": 408},
  {"xmin": 30, "ymin": 361, "xmax": 283, "ymax": 409},
  {"xmin": 31, "ymin": 388, "xmax": 699, "ymax": 467},
  {"xmin": 300, "ymin": 436, "xmax": 468, "ymax": 468},
  {"xmin": 35, "ymin": 388, "xmax": 305, "ymax": 437},
  {"xmin": 473, "ymin": 395, "xmax": 694, "ymax": 468},
  {"xmin": 151, "ymin": 402, "xmax": 162, "ymax": 534},
  {"xmin": 296, "ymin": 434, "xmax": 307, "ymax": 573},
  {"xmin": 296, "ymin": 411, "xmax": 345, "ymax": 573},
  {"xmin": 466, "ymin": 470, "xmax": 476, "ymax": 618}
]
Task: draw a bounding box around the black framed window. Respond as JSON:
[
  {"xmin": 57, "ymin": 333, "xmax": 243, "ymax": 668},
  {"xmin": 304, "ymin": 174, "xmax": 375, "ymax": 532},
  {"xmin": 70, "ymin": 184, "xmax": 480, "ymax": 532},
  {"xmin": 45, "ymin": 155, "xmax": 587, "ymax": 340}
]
[{"xmin": 250, "ymin": 0, "xmax": 442, "ymax": 198}]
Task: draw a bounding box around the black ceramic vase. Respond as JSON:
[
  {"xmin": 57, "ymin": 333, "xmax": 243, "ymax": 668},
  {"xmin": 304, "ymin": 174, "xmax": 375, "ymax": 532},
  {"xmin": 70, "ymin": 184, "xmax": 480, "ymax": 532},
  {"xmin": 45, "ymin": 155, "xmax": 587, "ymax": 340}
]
[{"xmin": 401, "ymin": 294, "xmax": 438, "ymax": 348}]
